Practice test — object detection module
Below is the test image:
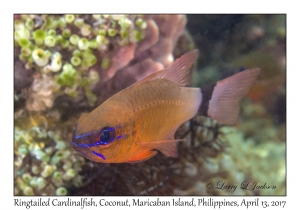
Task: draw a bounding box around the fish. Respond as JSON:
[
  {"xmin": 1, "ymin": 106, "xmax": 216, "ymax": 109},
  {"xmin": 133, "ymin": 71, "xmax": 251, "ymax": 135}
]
[
  {"xmin": 71, "ymin": 49, "xmax": 261, "ymax": 163},
  {"xmin": 247, "ymin": 75, "xmax": 284, "ymax": 102}
]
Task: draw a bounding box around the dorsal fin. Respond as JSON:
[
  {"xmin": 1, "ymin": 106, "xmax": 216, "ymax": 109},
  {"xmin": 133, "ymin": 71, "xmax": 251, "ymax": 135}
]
[
  {"xmin": 132, "ymin": 70, "xmax": 164, "ymax": 86},
  {"xmin": 160, "ymin": 49, "xmax": 199, "ymax": 86},
  {"xmin": 132, "ymin": 49, "xmax": 199, "ymax": 87}
]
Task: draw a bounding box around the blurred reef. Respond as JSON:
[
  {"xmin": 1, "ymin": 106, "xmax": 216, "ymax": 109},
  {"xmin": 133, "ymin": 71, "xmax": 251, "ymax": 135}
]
[{"xmin": 14, "ymin": 14, "xmax": 285, "ymax": 195}]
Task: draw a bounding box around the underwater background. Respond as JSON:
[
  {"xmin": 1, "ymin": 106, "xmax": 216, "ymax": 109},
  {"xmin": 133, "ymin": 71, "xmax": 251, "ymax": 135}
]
[{"xmin": 14, "ymin": 14, "xmax": 286, "ymax": 196}]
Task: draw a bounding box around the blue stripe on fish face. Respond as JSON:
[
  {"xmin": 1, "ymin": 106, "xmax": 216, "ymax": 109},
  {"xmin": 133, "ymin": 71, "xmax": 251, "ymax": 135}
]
[
  {"xmin": 72, "ymin": 126, "xmax": 126, "ymax": 149},
  {"xmin": 92, "ymin": 150, "xmax": 106, "ymax": 160},
  {"xmin": 77, "ymin": 141, "xmax": 109, "ymax": 148},
  {"xmin": 75, "ymin": 131, "xmax": 95, "ymax": 139}
]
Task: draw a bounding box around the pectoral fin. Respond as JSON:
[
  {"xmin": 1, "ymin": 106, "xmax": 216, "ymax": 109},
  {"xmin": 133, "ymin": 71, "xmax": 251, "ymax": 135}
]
[{"xmin": 141, "ymin": 139, "xmax": 185, "ymax": 158}]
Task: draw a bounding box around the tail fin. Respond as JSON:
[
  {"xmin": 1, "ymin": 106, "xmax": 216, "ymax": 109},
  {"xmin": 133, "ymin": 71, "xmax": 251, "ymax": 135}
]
[{"xmin": 198, "ymin": 68, "xmax": 261, "ymax": 125}]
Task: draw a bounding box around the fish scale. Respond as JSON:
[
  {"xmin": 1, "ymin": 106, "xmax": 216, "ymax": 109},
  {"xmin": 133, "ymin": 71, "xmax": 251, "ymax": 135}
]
[{"xmin": 129, "ymin": 79, "xmax": 201, "ymax": 143}]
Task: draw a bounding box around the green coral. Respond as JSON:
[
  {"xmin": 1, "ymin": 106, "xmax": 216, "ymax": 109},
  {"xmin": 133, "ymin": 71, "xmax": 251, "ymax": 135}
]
[
  {"xmin": 44, "ymin": 35, "xmax": 56, "ymax": 47},
  {"xmin": 56, "ymin": 63, "xmax": 76, "ymax": 86},
  {"xmin": 14, "ymin": 14, "xmax": 152, "ymax": 196},
  {"xmin": 101, "ymin": 58, "xmax": 111, "ymax": 69},
  {"xmin": 65, "ymin": 15, "xmax": 75, "ymax": 23},
  {"xmin": 14, "ymin": 14, "xmax": 147, "ymax": 107},
  {"xmin": 56, "ymin": 187, "xmax": 67, "ymax": 195},
  {"xmin": 32, "ymin": 48, "xmax": 49, "ymax": 67},
  {"xmin": 78, "ymin": 38, "xmax": 89, "ymax": 50},
  {"xmin": 32, "ymin": 29, "xmax": 46, "ymax": 46},
  {"xmin": 14, "ymin": 121, "xmax": 85, "ymax": 196},
  {"xmin": 69, "ymin": 34, "xmax": 79, "ymax": 45}
]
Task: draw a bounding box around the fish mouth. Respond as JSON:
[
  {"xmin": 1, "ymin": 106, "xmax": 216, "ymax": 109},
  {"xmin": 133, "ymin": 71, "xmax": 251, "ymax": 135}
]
[
  {"xmin": 70, "ymin": 141, "xmax": 77, "ymax": 148},
  {"xmin": 70, "ymin": 141, "xmax": 79, "ymax": 151},
  {"xmin": 70, "ymin": 141, "xmax": 88, "ymax": 158}
]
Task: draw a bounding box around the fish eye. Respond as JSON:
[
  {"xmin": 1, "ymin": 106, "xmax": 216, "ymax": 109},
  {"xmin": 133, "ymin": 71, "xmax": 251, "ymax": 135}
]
[
  {"xmin": 97, "ymin": 126, "xmax": 115, "ymax": 145},
  {"xmin": 100, "ymin": 129, "xmax": 110, "ymax": 143}
]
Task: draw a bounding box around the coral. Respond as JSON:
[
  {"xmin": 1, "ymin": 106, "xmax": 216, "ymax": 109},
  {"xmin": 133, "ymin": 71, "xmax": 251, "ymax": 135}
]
[
  {"xmin": 14, "ymin": 115, "xmax": 85, "ymax": 195},
  {"xmin": 218, "ymin": 126, "xmax": 286, "ymax": 195},
  {"xmin": 14, "ymin": 14, "xmax": 148, "ymax": 111},
  {"xmin": 94, "ymin": 14, "xmax": 187, "ymax": 104},
  {"xmin": 14, "ymin": 14, "xmax": 188, "ymax": 116},
  {"xmin": 14, "ymin": 59, "xmax": 33, "ymax": 92},
  {"xmin": 26, "ymin": 74, "xmax": 54, "ymax": 111}
]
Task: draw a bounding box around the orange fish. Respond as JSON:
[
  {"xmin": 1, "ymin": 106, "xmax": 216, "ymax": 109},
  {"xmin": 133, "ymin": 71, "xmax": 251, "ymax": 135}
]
[{"xmin": 71, "ymin": 50, "xmax": 260, "ymax": 163}]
